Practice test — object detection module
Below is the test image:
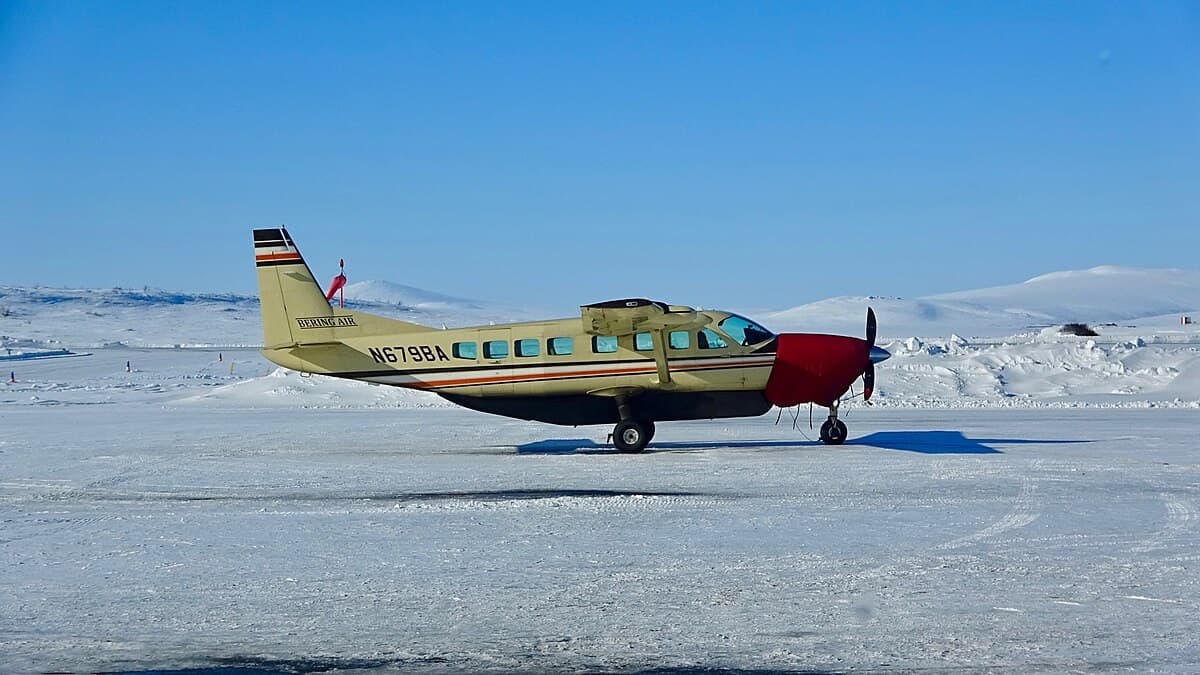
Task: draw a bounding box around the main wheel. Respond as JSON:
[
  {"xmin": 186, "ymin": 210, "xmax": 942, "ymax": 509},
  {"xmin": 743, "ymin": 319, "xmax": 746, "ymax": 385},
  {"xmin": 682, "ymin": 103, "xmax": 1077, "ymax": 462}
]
[
  {"xmin": 613, "ymin": 420, "xmax": 651, "ymax": 453},
  {"xmin": 819, "ymin": 419, "xmax": 848, "ymax": 445}
]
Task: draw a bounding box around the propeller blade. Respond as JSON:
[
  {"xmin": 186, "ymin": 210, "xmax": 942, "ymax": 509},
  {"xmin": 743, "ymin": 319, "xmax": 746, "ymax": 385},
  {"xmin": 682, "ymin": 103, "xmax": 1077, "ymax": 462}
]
[{"xmin": 864, "ymin": 307, "xmax": 879, "ymax": 401}]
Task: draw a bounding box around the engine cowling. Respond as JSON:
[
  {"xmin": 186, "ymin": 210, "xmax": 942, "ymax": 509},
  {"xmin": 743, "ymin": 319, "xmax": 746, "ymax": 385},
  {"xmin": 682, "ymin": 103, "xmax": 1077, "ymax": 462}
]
[{"xmin": 764, "ymin": 333, "xmax": 872, "ymax": 408}]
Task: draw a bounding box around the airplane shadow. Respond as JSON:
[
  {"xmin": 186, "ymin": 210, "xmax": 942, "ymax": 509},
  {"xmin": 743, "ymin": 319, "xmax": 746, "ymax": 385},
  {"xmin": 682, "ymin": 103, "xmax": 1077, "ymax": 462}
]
[
  {"xmin": 852, "ymin": 430, "xmax": 1092, "ymax": 454},
  {"xmin": 515, "ymin": 439, "xmax": 806, "ymax": 455},
  {"xmin": 517, "ymin": 431, "xmax": 1093, "ymax": 456}
]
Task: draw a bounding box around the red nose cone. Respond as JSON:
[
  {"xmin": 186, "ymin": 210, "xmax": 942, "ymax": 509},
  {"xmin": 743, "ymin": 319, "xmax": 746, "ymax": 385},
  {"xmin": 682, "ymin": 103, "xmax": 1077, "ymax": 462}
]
[{"xmin": 765, "ymin": 333, "xmax": 870, "ymax": 408}]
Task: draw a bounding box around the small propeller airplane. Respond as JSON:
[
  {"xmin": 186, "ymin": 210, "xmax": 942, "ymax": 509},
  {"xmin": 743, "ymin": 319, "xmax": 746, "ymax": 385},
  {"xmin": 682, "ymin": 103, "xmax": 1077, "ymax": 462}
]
[{"xmin": 253, "ymin": 227, "xmax": 891, "ymax": 452}]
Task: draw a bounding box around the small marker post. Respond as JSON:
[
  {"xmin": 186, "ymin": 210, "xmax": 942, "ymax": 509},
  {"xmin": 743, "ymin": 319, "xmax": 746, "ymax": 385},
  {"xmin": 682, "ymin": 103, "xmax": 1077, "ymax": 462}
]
[
  {"xmin": 8, "ymin": 371, "xmax": 14, "ymax": 384},
  {"xmin": 126, "ymin": 360, "xmax": 131, "ymax": 373}
]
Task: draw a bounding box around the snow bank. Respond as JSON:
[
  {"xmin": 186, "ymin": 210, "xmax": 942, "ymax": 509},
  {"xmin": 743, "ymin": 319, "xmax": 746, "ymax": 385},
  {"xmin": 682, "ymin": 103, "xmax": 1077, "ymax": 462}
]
[
  {"xmin": 871, "ymin": 334, "xmax": 1200, "ymax": 409},
  {"xmin": 177, "ymin": 367, "xmax": 450, "ymax": 409}
]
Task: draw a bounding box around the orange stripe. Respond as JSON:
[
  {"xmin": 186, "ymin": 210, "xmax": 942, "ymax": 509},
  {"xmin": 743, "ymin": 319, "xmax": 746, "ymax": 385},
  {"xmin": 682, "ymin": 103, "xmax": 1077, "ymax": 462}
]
[
  {"xmin": 255, "ymin": 251, "xmax": 303, "ymax": 261},
  {"xmin": 413, "ymin": 363, "xmax": 657, "ymax": 388},
  {"xmin": 405, "ymin": 358, "xmax": 774, "ymax": 389}
]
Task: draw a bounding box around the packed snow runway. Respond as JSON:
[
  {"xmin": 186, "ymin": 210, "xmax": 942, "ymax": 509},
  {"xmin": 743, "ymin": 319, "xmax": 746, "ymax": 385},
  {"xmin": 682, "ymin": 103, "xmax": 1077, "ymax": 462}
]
[{"xmin": 3, "ymin": 404, "xmax": 1198, "ymax": 673}]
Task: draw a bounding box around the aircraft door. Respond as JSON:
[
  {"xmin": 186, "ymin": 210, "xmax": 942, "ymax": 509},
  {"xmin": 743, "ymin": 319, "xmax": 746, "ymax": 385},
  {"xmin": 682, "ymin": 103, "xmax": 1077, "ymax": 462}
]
[{"xmin": 479, "ymin": 328, "xmax": 515, "ymax": 397}]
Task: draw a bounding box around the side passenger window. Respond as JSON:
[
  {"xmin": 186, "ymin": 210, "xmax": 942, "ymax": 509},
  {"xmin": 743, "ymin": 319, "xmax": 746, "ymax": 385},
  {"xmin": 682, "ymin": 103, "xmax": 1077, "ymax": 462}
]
[
  {"xmin": 483, "ymin": 340, "xmax": 508, "ymax": 359},
  {"xmin": 514, "ymin": 338, "xmax": 539, "ymax": 357},
  {"xmin": 548, "ymin": 337, "xmax": 573, "ymax": 355},
  {"xmin": 668, "ymin": 331, "xmax": 690, "ymax": 349},
  {"xmin": 634, "ymin": 333, "xmax": 654, "ymax": 351},
  {"xmin": 452, "ymin": 341, "xmax": 477, "ymax": 359},
  {"xmin": 592, "ymin": 336, "xmax": 618, "ymax": 354},
  {"xmin": 698, "ymin": 328, "xmax": 728, "ymax": 350}
]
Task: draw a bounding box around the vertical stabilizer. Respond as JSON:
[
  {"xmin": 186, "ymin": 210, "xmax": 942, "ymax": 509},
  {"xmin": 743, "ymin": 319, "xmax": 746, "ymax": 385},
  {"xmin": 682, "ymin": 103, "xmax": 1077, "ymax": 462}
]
[
  {"xmin": 253, "ymin": 227, "xmax": 431, "ymax": 349},
  {"xmin": 254, "ymin": 227, "xmax": 337, "ymax": 347}
]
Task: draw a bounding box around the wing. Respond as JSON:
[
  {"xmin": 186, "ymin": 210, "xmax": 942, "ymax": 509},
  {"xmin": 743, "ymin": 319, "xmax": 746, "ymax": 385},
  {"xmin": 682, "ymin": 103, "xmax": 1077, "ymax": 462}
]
[
  {"xmin": 580, "ymin": 298, "xmax": 708, "ymax": 336},
  {"xmin": 579, "ymin": 299, "xmax": 709, "ymax": 386}
]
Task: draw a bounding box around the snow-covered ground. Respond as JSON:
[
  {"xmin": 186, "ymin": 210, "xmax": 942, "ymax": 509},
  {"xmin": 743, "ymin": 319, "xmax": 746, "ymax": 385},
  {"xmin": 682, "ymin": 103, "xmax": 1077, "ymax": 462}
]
[
  {"xmin": 3, "ymin": 405, "xmax": 1198, "ymax": 673},
  {"xmin": 2, "ymin": 267, "xmax": 1199, "ymax": 672}
]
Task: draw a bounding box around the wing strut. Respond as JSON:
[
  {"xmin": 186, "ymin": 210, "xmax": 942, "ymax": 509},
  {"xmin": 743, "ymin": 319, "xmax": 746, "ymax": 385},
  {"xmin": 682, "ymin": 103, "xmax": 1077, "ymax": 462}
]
[{"xmin": 650, "ymin": 328, "xmax": 672, "ymax": 385}]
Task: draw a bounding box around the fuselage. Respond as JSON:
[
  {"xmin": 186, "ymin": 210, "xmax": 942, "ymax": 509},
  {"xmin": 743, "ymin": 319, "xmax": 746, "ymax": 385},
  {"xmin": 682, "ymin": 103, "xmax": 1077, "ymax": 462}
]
[{"xmin": 262, "ymin": 310, "xmax": 780, "ymax": 424}]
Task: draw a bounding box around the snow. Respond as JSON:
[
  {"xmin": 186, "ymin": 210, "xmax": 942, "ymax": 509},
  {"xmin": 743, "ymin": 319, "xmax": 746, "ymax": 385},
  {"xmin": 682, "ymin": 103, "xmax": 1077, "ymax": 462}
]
[
  {"xmin": 934, "ymin": 265, "xmax": 1200, "ymax": 324},
  {"xmin": 872, "ymin": 334, "xmax": 1200, "ymax": 408},
  {"xmin": 180, "ymin": 366, "xmax": 450, "ymax": 410},
  {"xmin": 0, "ymin": 285, "xmax": 543, "ymax": 348},
  {"xmin": 763, "ymin": 265, "xmax": 1200, "ymax": 340},
  {"xmin": 2, "ymin": 406, "xmax": 1199, "ymax": 672},
  {"xmin": 342, "ymin": 280, "xmax": 485, "ymax": 310},
  {"xmin": 2, "ymin": 267, "xmax": 1200, "ymax": 671}
]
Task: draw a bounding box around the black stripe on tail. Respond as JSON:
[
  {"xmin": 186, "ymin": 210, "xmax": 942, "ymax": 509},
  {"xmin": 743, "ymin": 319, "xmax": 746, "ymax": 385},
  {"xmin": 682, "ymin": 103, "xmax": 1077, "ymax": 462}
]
[{"xmin": 253, "ymin": 227, "xmax": 294, "ymax": 248}]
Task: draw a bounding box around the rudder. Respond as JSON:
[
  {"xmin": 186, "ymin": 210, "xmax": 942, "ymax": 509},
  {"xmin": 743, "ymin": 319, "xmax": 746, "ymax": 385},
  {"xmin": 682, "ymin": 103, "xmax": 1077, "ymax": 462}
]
[{"xmin": 254, "ymin": 227, "xmax": 340, "ymax": 347}]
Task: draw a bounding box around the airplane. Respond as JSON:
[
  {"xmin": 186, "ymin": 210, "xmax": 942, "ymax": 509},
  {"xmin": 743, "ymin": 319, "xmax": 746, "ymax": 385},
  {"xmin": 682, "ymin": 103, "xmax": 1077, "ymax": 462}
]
[{"xmin": 253, "ymin": 226, "xmax": 891, "ymax": 452}]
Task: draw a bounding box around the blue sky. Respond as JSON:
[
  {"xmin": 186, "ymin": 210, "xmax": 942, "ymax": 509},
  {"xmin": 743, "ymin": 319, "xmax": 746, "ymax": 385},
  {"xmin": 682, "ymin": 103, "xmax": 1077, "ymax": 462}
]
[{"xmin": 1, "ymin": 2, "xmax": 1197, "ymax": 311}]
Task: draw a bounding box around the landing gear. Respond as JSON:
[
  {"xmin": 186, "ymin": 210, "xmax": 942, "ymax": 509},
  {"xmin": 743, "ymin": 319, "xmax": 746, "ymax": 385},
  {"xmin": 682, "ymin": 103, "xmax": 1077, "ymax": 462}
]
[
  {"xmin": 819, "ymin": 418, "xmax": 847, "ymax": 445},
  {"xmin": 819, "ymin": 401, "xmax": 847, "ymax": 445},
  {"xmin": 613, "ymin": 419, "xmax": 654, "ymax": 453},
  {"xmin": 610, "ymin": 394, "xmax": 655, "ymax": 453}
]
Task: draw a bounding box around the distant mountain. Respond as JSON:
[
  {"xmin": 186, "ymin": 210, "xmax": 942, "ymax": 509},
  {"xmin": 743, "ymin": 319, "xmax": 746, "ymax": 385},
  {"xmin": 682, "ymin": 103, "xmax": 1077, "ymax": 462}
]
[
  {"xmin": 4, "ymin": 266, "xmax": 1198, "ymax": 347},
  {"xmin": 341, "ymin": 280, "xmax": 483, "ymax": 310},
  {"xmin": 763, "ymin": 266, "xmax": 1200, "ymax": 339},
  {"xmin": 930, "ymin": 266, "xmax": 1200, "ymax": 323},
  {"xmin": 0, "ymin": 286, "xmax": 262, "ymax": 348},
  {"xmin": 0, "ymin": 283, "xmax": 540, "ymax": 348}
]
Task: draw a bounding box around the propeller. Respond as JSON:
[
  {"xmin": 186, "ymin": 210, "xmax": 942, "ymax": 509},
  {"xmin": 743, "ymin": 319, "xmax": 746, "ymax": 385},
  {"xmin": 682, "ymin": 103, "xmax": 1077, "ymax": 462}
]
[{"xmin": 863, "ymin": 307, "xmax": 878, "ymax": 401}]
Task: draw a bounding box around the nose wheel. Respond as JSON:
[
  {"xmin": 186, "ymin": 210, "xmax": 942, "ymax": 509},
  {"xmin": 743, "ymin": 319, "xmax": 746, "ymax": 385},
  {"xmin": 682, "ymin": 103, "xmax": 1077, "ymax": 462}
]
[
  {"xmin": 819, "ymin": 418, "xmax": 847, "ymax": 445},
  {"xmin": 819, "ymin": 401, "xmax": 847, "ymax": 445}
]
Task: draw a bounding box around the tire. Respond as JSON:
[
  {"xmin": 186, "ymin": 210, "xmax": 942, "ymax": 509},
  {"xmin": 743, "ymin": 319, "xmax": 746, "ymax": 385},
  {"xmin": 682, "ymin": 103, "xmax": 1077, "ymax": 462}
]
[
  {"xmin": 820, "ymin": 419, "xmax": 847, "ymax": 446},
  {"xmin": 614, "ymin": 420, "xmax": 650, "ymax": 453}
]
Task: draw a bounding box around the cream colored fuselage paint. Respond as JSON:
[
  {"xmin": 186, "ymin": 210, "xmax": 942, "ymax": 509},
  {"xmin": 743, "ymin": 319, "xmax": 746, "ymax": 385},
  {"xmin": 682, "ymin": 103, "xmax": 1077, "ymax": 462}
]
[{"xmin": 261, "ymin": 312, "xmax": 775, "ymax": 398}]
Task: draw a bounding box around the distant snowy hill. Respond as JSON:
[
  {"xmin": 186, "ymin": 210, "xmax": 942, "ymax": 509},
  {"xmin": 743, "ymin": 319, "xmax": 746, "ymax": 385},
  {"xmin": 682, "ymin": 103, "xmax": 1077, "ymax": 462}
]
[
  {"xmin": 931, "ymin": 266, "xmax": 1200, "ymax": 324},
  {"xmin": 3, "ymin": 265, "xmax": 1198, "ymax": 349},
  {"xmin": 341, "ymin": 280, "xmax": 484, "ymax": 310},
  {"xmin": 0, "ymin": 284, "xmax": 541, "ymax": 348},
  {"xmin": 0, "ymin": 286, "xmax": 261, "ymax": 348},
  {"xmin": 764, "ymin": 266, "xmax": 1200, "ymax": 339}
]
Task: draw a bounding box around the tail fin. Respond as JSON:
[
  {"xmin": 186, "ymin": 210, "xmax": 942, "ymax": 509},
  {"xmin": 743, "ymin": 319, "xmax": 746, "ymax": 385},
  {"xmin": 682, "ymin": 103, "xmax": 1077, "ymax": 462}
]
[{"xmin": 253, "ymin": 226, "xmax": 429, "ymax": 347}]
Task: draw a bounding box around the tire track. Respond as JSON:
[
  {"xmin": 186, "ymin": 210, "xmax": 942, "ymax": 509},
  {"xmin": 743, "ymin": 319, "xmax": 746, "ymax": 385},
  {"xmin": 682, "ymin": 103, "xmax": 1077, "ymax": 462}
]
[
  {"xmin": 936, "ymin": 460, "xmax": 1043, "ymax": 551},
  {"xmin": 1129, "ymin": 493, "xmax": 1197, "ymax": 553}
]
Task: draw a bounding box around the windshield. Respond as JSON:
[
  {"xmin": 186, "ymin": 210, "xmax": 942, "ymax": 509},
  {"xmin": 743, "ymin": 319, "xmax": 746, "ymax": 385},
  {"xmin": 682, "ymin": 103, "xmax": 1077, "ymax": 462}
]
[{"xmin": 717, "ymin": 315, "xmax": 774, "ymax": 346}]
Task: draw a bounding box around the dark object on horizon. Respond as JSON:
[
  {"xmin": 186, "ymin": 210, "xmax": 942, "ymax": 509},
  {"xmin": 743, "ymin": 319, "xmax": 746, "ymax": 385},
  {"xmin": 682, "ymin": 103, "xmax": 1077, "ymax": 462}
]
[{"xmin": 1060, "ymin": 323, "xmax": 1099, "ymax": 337}]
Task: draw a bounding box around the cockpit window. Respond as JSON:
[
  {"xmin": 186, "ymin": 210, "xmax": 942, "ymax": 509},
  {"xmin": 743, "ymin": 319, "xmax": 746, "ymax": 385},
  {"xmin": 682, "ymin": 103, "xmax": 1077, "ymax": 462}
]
[{"xmin": 717, "ymin": 315, "xmax": 774, "ymax": 346}]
